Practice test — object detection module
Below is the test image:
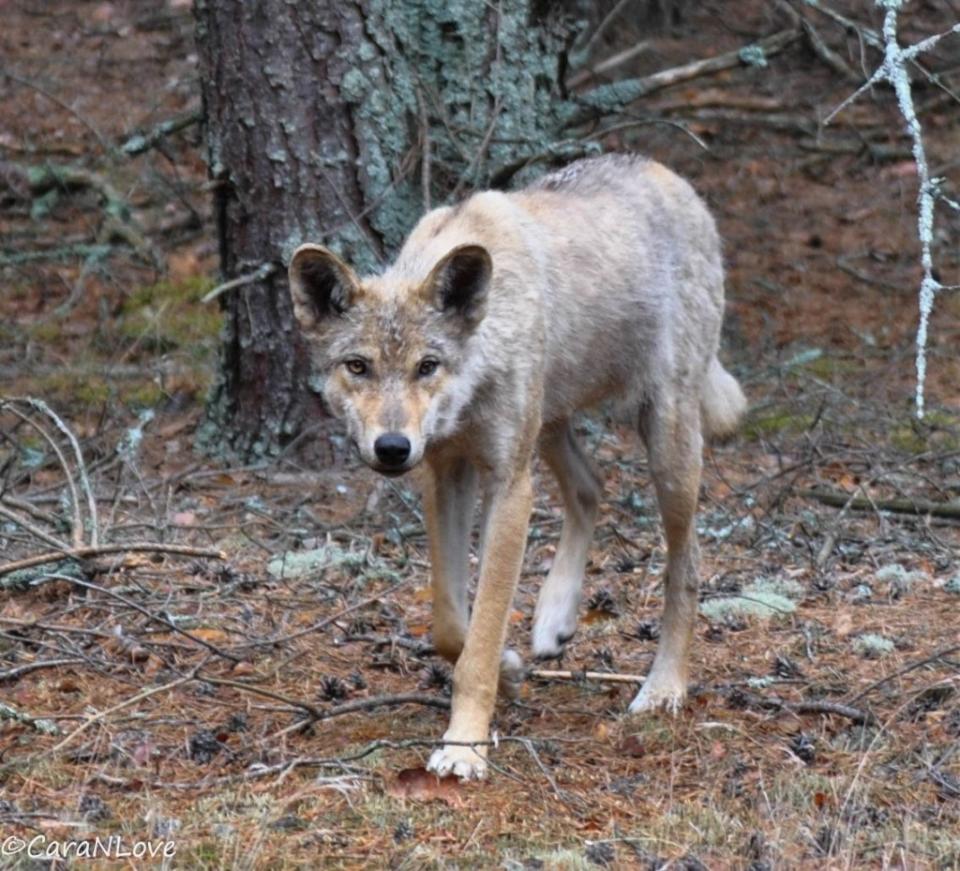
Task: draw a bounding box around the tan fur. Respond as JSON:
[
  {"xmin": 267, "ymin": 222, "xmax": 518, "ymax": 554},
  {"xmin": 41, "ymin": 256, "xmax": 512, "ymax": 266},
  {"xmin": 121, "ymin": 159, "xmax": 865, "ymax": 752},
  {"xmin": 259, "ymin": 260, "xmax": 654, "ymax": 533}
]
[{"xmin": 289, "ymin": 154, "xmax": 746, "ymax": 780}]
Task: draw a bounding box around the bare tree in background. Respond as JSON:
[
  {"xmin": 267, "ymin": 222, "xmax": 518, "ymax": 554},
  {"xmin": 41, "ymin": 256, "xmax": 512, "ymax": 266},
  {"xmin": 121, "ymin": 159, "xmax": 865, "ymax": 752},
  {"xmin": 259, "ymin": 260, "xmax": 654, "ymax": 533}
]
[{"xmin": 192, "ymin": 0, "xmax": 583, "ymax": 459}]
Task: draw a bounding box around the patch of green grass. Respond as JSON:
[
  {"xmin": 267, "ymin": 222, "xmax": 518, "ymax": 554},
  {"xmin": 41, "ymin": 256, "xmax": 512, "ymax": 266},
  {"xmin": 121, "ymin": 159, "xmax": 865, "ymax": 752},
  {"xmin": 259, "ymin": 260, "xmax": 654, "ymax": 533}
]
[
  {"xmin": 119, "ymin": 275, "xmax": 220, "ymax": 358},
  {"xmin": 27, "ymin": 320, "xmax": 66, "ymax": 343},
  {"xmin": 23, "ymin": 372, "xmax": 112, "ymax": 407},
  {"xmin": 890, "ymin": 409, "xmax": 960, "ymax": 453},
  {"xmin": 20, "ymin": 371, "xmax": 177, "ymax": 413},
  {"xmin": 119, "ymin": 381, "xmax": 167, "ymax": 410},
  {"xmin": 802, "ymin": 354, "xmax": 859, "ymax": 382},
  {"xmin": 742, "ymin": 406, "xmax": 816, "ymax": 440}
]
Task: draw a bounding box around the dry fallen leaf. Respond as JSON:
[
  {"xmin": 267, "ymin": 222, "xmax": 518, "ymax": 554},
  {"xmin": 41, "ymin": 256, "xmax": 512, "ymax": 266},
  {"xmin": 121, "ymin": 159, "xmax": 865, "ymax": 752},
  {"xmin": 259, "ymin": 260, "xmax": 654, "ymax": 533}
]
[
  {"xmin": 386, "ymin": 767, "xmax": 466, "ymax": 807},
  {"xmin": 617, "ymin": 735, "xmax": 646, "ymax": 758},
  {"xmin": 833, "ymin": 611, "xmax": 854, "ymax": 639}
]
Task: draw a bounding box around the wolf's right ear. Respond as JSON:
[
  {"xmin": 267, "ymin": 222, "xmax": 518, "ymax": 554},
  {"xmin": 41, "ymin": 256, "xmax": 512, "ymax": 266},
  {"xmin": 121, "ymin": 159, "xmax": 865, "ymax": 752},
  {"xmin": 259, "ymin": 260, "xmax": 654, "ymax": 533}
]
[
  {"xmin": 288, "ymin": 244, "xmax": 360, "ymax": 330},
  {"xmin": 422, "ymin": 244, "xmax": 492, "ymax": 328}
]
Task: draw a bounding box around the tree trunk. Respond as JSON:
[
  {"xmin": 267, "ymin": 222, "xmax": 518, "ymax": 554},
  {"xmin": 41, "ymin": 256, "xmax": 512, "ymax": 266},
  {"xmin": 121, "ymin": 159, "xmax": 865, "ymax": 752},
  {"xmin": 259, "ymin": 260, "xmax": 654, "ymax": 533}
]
[{"xmin": 193, "ymin": 0, "xmax": 581, "ymax": 460}]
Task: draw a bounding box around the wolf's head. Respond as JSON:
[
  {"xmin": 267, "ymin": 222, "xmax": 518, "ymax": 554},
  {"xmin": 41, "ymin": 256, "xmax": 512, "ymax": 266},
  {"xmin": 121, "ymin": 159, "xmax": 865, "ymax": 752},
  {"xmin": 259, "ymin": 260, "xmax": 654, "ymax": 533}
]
[{"xmin": 289, "ymin": 243, "xmax": 491, "ymax": 476}]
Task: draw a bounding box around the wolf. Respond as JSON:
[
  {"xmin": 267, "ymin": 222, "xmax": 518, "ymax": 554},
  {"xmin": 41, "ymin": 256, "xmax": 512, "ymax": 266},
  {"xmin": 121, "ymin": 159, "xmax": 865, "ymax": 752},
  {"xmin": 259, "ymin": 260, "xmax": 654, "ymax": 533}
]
[{"xmin": 288, "ymin": 153, "xmax": 746, "ymax": 780}]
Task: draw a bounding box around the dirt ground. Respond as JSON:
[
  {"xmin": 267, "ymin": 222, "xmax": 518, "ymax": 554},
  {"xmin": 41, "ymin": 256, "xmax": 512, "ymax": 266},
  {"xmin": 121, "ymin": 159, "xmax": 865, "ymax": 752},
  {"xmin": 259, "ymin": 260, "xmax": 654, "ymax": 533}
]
[{"xmin": 2, "ymin": 1, "xmax": 960, "ymax": 868}]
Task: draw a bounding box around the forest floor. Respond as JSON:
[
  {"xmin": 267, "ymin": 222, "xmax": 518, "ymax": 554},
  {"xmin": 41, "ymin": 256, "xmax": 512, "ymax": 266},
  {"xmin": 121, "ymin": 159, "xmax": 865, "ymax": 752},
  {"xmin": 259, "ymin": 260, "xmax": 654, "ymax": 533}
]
[{"xmin": 2, "ymin": 1, "xmax": 960, "ymax": 868}]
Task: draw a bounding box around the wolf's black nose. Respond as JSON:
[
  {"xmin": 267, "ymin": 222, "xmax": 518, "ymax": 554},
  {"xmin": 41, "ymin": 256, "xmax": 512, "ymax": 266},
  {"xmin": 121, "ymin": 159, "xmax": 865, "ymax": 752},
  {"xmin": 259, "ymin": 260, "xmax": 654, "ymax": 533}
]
[{"xmin": 374, "ymin": 433, "xmax": 411, "ymax": 467}]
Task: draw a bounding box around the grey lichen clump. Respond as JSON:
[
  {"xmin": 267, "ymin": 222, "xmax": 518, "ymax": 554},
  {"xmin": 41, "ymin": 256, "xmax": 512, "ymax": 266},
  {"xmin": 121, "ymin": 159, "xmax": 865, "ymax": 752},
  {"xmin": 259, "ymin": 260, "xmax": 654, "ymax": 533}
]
[
  {"xmin": 334, "ymin": 0, "xmax": 580, "ymax": 269},
  {"xmin": 700, "ymin": 577, "xmax": 802, "ymax": 622},
  {"xmin": 852, "ymin": 633, "xmax": 895, "ymax": 659}
]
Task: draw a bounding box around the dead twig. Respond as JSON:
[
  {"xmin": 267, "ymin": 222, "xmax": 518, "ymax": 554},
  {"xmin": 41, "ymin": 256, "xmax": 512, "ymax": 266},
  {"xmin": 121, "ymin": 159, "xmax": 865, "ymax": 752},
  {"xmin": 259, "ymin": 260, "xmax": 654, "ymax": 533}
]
[
  {"xmin": 0, "ymin": 658, "xmax": 84, "ymax": 682},
  {"xmin": 568, "ymin": 41, "xmax": 652, "ymax": 89},
  {"xmin": 801, "ymin": 488, "xmax": 960, "ymax": 519},
  {"xmin": 120, "ymin": 108, "xmax": 203, "ymax": 156},
  {"xmin": 41, "ymin": 573, "xmax": 241, "ymax": 663},
  {"xmin": 197, "ymin": 673, "xmax": 326, "ymax": 720},
  {"xmin": 0, "ymin": 542, "xmax": 226, "ymax": 578},
  {"xmin": 530, "ymin": 668, "xmax": 645, "ymax": 685},
  {"xmin": 735, "ymin": 689, "xmax": 875, "ymax": 724},
  {"xmin": 43, "ymin": 664, "xmax": 204, "ymax": 757},
  {"xmin": 571, "ymin": 28, "xmax": 802, "ymax": 124},
  {"xmin": 0, "ymin": 701, "xmax": 60, "ymax": 735},
  {"xmin": 242, "ymin": 577, "xmax": 410, "ymax": 652},
  {"xmin": 0, "ymin": 503, "xmax": 69, "ymax": 551},
  {"xmin": 800, "ymin": 17, "xmax": 861, "ymax": 83},
  {"xmin": 848, "ymin": 646, "xmax": 960, "ymax": 705},
  {"xmin": 774, "ymin": 0, "xmax": 861, "ymax": 83},
  {"xmin": 200, "ymin": 261, "xmax": 278, "ymax": 305},
  {"xmin": 313, "ymin": 692, "xmax": 450, "ymax": 720},
  {"xmin": 789, "ymin": 699, "xmax": 875, "ymax": 725},
  {"xmin": 3, "ymin": 401, "xmax": 86, "ymax": 547},
  {"xmin": 0, "ymin": 68, "xmax": 112, "ymax": 153}
]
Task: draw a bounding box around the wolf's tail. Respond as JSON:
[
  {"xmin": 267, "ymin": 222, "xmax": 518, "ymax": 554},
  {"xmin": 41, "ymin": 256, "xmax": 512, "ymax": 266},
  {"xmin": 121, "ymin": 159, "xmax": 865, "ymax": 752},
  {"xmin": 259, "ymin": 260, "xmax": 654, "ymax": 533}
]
[{"xmin": 701, "ymin": 357, "xmax": 747, "ymax": 440}]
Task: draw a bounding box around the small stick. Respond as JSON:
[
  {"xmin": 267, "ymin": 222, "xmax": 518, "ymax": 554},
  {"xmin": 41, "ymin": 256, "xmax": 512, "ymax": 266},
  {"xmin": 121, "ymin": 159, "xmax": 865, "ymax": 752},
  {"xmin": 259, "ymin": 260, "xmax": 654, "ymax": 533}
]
[
  {"xmin": 3, "ymin": 403, "xmax": 84, "ymax": 547},
  {"xmin": 314, "ymin": 692, "xmax": 450, "ymax": 720},
  {"xmin": 0, "ymin": 658, "xmax": 84, "ymax": 682},
  {"xmin": 121, "ymin": 108, "xmax": 203, "ymax": 156},
  {"xmin": 0, "ymin": 701, "xmax": 60, "ymax": 735},
  {"xmin": 735, "ymin": 689, "xmax": 875, "ymax": 724},
  {"xmin": 0, "ymin": 542, "xmax": 227, "ymax": 578},
  {"xmin": 848, "ymin": 645, "xmax": 960, "ymax": 705},
  {"xmin": 801, "ymin": 488, "xmax": 960, "ymax": 520},
  {"xmin": 572, "ymin": 28, "xmax": 801, "ymax": 123},
  {"xmin": 568, "ymin": 41, "xmax": 651, "ymax": 89},
  {"xmin": 44, "ymin": 573, "xmax": 241, "ymax": 663},
  {"xmin": 198, "ymin": 673, "xmax": 325, "ymax": 720},
  {"xmin": 530, "ymin": 668, "xmax": 645, "ymax": 685},
  {"xmin": 45, "ymin": 667, "xmax": 200, "ymax": 756},
  {"xmin": 791, "ymin": 700, "xmax": 874, "ymax": 724},
  {"xmin": 23, "ymin": 396, "xmax": 99, "ymax": 547},
  {"xmin": 200, "ymin": 262, "xmax": 277, "ymax": 304},
  {"xmin": 0, "ymin": 503, "xmax": 70, "ymax": 551}
]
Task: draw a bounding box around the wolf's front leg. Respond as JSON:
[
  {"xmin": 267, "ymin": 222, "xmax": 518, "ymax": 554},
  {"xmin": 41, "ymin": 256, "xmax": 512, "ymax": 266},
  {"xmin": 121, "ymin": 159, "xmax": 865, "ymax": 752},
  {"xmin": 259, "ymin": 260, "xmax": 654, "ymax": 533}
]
[
  {"xmin": 422, "ymin": 458, "xmax": 477, "ymax": 663},
  {"xmin": 427, "ymin": 467, "xmax": 533, "ymax": 780}
]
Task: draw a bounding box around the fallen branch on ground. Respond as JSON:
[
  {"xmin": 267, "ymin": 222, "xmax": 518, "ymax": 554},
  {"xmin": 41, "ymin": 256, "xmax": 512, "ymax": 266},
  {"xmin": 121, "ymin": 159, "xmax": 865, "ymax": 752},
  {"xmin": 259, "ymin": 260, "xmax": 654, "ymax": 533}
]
[
  {"xmin": 0, "ymin": 658, "xmax": 84, "ymax": 683},
  {"xmin": 530, "ymin": 668, "xmax": 645, "ymax": 685},
  {"xmin": 0, "ymin": 701, "xmax": 61, "ymax": 735},
  {"xmin": 736, "ymin": 690, "xmax": 875, "ymax": 724},
  {"xmin": 43, "ymin": 666, "xmax": 202, "ymax": 757},
  {"xmin": 200, "ymin": 674, "xmax": 450, "ymax": 725},
  {"xmin": 0, "ymin": 542, "xmax": 227, "ymax": 578},
  {"xmin": 801, "ymin": 488, "xmax": 960, "ymax": 519},
  {"xmin": 848, "ymin": 646, "xmax": 960, "ymax": 705}
]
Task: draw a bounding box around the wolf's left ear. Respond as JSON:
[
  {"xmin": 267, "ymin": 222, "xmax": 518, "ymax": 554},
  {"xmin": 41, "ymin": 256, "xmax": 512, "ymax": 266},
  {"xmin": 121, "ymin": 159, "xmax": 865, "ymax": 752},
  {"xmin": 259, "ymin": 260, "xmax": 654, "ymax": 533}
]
[
  {"xmin": 422, "ymin": 244, "xmax": 492, "ymax": 327},
  {"xmin": 288, "ymin": 244, "xmax": 360, "ymax": 330}
]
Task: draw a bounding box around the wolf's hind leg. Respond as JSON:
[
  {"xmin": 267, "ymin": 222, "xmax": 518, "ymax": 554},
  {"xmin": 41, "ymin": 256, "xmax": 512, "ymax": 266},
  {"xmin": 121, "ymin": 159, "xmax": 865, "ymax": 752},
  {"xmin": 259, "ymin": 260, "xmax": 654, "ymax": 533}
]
[
  {"xmin": 532, "ymin": 421, "xmax": 602, "ymax": 659},
  {"xmin": 629, "ymin": 398, "xmax": 703, "ymax": 714}
]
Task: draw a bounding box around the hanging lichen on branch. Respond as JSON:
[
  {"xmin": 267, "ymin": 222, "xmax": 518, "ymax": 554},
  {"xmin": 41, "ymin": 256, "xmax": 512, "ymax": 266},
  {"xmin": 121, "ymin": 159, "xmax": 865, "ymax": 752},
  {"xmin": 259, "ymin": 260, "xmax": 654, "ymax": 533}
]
[{"xmin": 825, "ymin": 0, "xmax": 960, "ymax": 418}]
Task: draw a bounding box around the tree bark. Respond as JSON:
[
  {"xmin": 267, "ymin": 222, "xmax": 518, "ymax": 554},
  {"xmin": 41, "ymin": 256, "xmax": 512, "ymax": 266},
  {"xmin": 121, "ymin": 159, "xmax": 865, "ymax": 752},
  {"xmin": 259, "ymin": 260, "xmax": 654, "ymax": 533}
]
[{"xmin": 193, "ymin": 0, "xmax": 581, "ymax": 459}]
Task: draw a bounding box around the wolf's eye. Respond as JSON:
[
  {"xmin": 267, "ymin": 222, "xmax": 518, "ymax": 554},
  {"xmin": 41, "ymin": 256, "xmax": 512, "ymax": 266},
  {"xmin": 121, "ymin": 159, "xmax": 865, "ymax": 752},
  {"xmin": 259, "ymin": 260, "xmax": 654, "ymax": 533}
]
[
  {"xmin": 345, "ymin": 358, "xmax": 368, "ymax": 377},
  {"xmin": 417, "ymin": 358, "xmax": 439, "ymax": 378}
]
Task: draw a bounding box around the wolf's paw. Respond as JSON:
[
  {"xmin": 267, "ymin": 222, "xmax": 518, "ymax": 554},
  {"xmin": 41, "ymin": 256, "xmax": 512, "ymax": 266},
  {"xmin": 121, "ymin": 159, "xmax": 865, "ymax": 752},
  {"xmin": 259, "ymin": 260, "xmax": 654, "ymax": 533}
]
[
  {"xmin": 426, "ymin": 741, "xmax": 488, "ymax": 780},
  {"xmin": 498, "ymin": 648, "xmax": 525, "ymax": 700},
  {"xmin": 628, "ymin": 674, "xmax": 686, "ymax": 716},
  {"xmin": 531, "ymin": 591, "xmax": 579, "ymax": 659}
]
